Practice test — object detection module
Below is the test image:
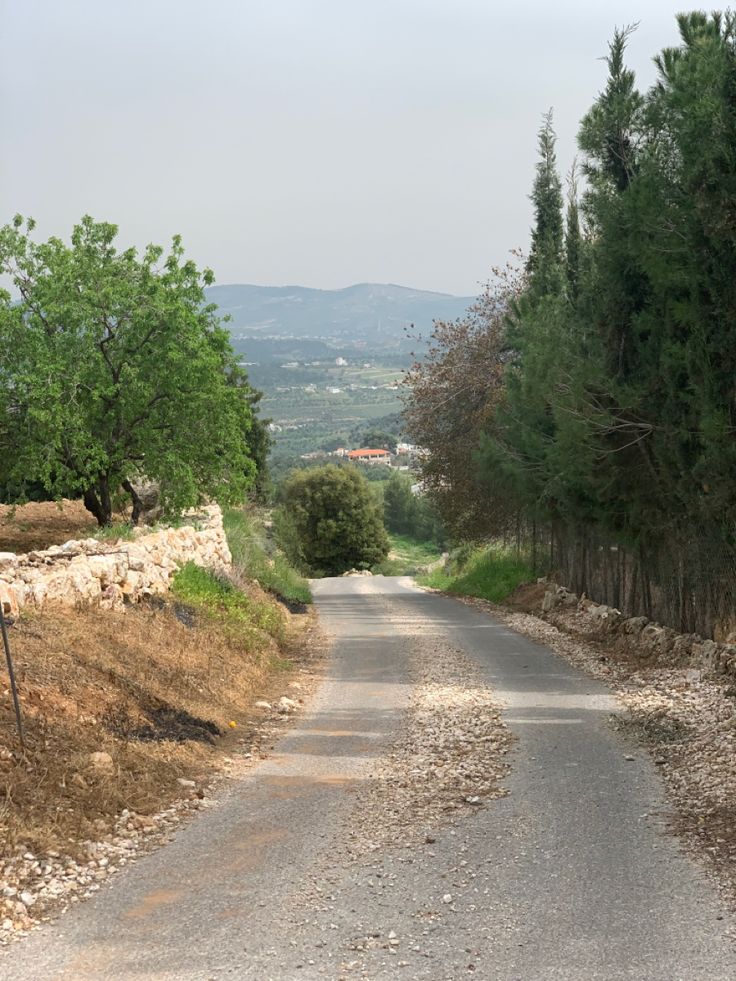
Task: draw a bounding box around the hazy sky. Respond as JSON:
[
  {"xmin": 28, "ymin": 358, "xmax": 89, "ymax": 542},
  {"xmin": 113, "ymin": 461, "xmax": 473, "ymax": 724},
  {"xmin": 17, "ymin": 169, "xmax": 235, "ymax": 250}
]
[{"xmin": 2, "ymin": 1, "xmax": 687, "ymax": 296}]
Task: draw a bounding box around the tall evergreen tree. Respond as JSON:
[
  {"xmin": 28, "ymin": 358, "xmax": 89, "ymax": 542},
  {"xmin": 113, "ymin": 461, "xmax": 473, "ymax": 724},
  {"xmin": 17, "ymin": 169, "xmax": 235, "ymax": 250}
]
[
  {"xmin": 526, "ymin": 110, "xmax": 565, "ymax": 292},
  {"xmin": 408, "ymin": 11, "xmax": 736, "ymax": 634},
  {"xmin": 564, "ymin": 162, "xmax": 582, "ymax": 303},
  {"xmin": 484, "ymin": 112, "xmax": 572, "ymax": 526},
  {"xmin": 578, "ymin": 26, "xmax": 647, "ymax": 381}
]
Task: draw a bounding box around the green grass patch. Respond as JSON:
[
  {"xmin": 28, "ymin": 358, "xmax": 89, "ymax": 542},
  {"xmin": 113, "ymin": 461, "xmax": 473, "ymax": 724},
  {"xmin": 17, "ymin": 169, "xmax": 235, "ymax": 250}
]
[
  {"xmin": 418, "ymin": 544, "xmax": 533, "ymax": 603},
  {"xmin": 172, "ymin": 561, "xmax": 285, "ymax": 641},
  {"xmin": 223, "ymin": 507, "xmax": 312, "ymax": 606},
  {"xmin": 94, "ymin": 522, "xmax": 135, "ymax": 542},
  {"xmin": 372, "ymin": 534, "xmax": 443, "ymax": 576}
]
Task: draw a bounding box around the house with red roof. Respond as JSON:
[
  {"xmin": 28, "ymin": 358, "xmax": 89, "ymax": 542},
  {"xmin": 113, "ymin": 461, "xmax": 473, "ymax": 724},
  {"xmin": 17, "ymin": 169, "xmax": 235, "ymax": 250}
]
[{"xmin": 347, "ymin": 448, "xmax": 392, "ymax": 465}]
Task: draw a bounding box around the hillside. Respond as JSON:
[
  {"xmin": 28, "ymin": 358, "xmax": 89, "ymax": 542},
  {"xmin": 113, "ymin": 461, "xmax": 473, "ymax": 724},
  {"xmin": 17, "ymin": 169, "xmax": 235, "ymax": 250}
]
[{"xmin": 206, "ymin": 282, "xmax": 474, "ymax": 354}]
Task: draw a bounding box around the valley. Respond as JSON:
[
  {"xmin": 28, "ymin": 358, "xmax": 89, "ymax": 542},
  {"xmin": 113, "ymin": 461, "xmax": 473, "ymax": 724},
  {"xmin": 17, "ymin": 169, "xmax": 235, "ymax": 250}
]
[
  {"xmin": 206, "ymin": 281, "xmax": 474, "ymax": 470},
  {"xmin": 259, "ymin": 360, "xmax": 404, "ymax": 469}
]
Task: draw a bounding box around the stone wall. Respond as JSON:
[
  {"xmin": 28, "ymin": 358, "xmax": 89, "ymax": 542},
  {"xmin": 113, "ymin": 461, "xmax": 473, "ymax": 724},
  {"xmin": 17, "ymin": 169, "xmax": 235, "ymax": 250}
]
[
  {"xmin": 540, "ymin": 583, "xmax": 736, "ymax": 680},
  {"xmin": 0, "ymin": 505, "xmax": 231, "ymax": 618}
]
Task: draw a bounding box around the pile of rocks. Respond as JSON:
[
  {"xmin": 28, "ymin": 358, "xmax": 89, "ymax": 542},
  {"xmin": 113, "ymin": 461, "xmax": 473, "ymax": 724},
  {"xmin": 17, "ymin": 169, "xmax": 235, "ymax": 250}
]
[
  {"xmin": 539, "ymin": 583, "xmax": 736, "ymax": 679},
  {"xmin": 0, "ymin": 505, "xmax": 231, "ymax": 618}
]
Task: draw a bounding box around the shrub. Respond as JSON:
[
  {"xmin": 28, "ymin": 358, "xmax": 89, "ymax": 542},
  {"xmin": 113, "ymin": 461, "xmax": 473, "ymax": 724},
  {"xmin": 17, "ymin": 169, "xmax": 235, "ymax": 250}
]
[{"xmin": 275, "ymin": 464, "xmax": 389, "ymax": 576}]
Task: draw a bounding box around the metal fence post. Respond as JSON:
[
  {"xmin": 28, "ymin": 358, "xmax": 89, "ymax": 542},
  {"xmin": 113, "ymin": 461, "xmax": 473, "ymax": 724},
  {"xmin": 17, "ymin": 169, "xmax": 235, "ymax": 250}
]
[{"xmin": 0, "ymin": 602, "xmax": 24, "ymax": 749}]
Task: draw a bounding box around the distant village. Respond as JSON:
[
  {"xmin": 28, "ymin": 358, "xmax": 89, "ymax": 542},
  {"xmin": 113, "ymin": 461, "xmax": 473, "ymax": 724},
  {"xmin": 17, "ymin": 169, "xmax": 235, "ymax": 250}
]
[{"xmin": 298, "ymin": 443, "xmax": 427, "ymax": 469}]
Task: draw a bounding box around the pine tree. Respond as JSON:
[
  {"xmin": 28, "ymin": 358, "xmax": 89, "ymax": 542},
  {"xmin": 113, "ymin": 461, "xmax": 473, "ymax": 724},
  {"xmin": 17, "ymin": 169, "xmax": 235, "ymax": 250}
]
[
  {"xmin": 579, "ymin": 26, "xmax": 643, "ymax": 193},
  {"xmin": 485, "ymin": 110, "xmax": 572, "ymax": 525},
  {"xmin": 408, "ymin": 9, "xmax": 736, "ymax": 609}
]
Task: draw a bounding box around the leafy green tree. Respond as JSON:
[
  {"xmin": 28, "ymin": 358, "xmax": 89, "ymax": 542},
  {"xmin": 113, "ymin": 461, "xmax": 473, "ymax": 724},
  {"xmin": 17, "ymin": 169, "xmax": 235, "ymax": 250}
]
[
  {"xmin": 275, "ymin": 464, "xmax": 389, "ymax": 575},
  {"xmin": 349, "ymin": 414, "xmax": 402, "ymax": 447},
  {"xmin": 243, "ymin": 387, "xmax": 272, "ymax": 502},
  {"xmin": 356, "ymin": 429, "xmax": 397, "ymax": 453},
  {"xmin": 383, "ymin": 470, "xmax": 418, "ymax": 534},
  {"xmin": 0, "ymin": 216, "xmax": 261, "ymax": 525},
  {"xmin": 381, "ymin": 470, "xmax": 446, "ymax": 544},
  {"xmin": 359, "ymin": 463, "xmax": 394, "ymax": 482},
  {"xmin": 320, "ymin": 435, "xmax": 348, "ymax": 453}
]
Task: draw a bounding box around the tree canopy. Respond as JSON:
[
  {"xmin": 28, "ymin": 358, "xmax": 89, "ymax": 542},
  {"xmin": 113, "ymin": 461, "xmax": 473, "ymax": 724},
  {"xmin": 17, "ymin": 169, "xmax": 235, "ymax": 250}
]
[
  {"xmin": 383, "ymin": 469, "xmax": 445, "ymax": 544},
  {"xmin": 401, "ymin": 265, "xmax": 523, "ymax": 539},
  {"xmin": 404, "ymin": 11, "xmax": 736, "ymax": 633},
  {"xmin": 0, "ymin": 216, "xmax": 266, "ymax": 525},
  {"xmin": 492, "ymin": 13, "xmax": 736, "ymax": 550}
]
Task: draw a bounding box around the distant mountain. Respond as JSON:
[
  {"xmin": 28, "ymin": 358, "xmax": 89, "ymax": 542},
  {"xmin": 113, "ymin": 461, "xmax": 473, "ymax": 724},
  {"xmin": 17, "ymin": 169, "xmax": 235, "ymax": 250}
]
[{"xmin": 205, "ymin": 282, "xmax": 474, "ymax": 349}]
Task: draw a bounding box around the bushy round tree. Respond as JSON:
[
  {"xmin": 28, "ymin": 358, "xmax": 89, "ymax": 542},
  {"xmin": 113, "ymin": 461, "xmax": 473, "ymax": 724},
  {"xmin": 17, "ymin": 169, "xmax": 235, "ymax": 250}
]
[{"xmin": 275, "ymin": 464, "xmax": 389, "ymax": 576}]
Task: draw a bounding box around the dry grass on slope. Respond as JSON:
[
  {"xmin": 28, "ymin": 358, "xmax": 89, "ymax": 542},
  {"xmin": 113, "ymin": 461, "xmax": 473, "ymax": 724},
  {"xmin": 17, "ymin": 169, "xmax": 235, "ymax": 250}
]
[
  {"xmin": 0, "ymin": 583, "xmax": 306, "ymax": 859},
  {"xmin": 0, "ymin": 500, "xmax": 99, "ymax": 554}
]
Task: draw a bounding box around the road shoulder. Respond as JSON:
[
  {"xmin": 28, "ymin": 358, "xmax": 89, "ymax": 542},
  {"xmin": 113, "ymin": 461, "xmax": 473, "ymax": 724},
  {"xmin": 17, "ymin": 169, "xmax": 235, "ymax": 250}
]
[{"xmin": 456, "ymin": 592, "xmax": 736, "ymax": 925}]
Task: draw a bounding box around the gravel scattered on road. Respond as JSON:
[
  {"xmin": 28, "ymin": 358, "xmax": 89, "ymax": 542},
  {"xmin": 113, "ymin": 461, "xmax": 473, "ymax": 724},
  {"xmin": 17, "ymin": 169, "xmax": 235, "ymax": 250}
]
[
  {"xmin": 346, "ymin": 637, "xmax": 513, "ymax": 857},
  {"xmin": 294, "ymin": 587, "xmax": 517, "ymax": 979}
]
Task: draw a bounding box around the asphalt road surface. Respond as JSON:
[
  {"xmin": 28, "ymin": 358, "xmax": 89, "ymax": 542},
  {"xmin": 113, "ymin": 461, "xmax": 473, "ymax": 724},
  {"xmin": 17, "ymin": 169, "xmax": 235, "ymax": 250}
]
[{"xmin": 2, "ymin": 576, "xmax": 735, "ymax": 980}]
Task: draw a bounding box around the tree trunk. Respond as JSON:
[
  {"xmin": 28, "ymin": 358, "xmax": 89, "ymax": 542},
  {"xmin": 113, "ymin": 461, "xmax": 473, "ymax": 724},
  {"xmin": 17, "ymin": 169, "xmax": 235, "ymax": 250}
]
[
  {"xmin": 122, "ymin": 479, "xmax": 144, "ymax": 526},
  {"xmin": 83, "ymin": 476, "xmax": 113, "ymax": 527},
  {"xmin": 83, "ymin": 488, "xmax": 108, "ymax": 526}
]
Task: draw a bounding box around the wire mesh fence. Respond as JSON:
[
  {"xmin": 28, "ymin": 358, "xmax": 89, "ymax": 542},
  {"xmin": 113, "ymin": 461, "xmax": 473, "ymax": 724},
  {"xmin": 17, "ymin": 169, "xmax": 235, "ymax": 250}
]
[{"xmin": 503, "ymin": 520, "xmax": 736, "ymax": 642}]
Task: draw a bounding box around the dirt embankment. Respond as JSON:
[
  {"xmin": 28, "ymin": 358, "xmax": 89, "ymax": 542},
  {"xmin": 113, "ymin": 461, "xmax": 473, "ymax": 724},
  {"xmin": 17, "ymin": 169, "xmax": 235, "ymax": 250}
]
[
  {"xmin": 0, "ymin": 501, "xmax": 99, "ymax": 554},
  {"xmin": 0, "ymin": 593, "xmax": 321, "ymax": 941},
  {"xmin": 0, "ymin": 501, "xmax": 320, "ymax": 943}
]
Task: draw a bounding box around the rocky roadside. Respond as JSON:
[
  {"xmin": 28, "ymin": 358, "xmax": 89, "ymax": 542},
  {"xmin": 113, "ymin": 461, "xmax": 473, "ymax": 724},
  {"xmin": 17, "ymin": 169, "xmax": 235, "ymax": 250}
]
[
  {"xmin": 0, "ymin": 621, "xmax": 326, "ymax": 948},
  {"xmin": 0, "ymin": 795, "xmax": 207, "ymax": 943},
  {"xmin": 457, "ymin": 594, "xmax": 736, "ymax": 918}
]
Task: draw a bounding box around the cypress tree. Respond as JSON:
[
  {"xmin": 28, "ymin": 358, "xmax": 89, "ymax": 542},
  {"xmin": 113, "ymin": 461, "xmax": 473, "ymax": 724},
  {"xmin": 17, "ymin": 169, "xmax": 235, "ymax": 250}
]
[
  {"xmin": 526, "ymin": 110, "xmax": 565, "ymax": 292},
  {"xmin": 564, "ymin": 162, "xmax": 582, "ymax": 303}
]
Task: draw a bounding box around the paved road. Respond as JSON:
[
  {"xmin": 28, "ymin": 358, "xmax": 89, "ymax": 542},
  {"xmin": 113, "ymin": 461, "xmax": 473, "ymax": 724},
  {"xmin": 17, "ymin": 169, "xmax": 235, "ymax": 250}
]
[{"xmin": 2, "ymin": 576, "xmax": 735, "ymax": 980}]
